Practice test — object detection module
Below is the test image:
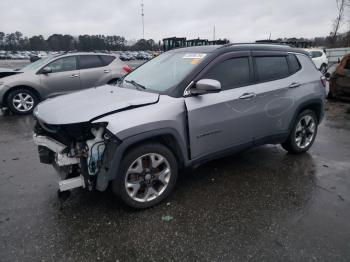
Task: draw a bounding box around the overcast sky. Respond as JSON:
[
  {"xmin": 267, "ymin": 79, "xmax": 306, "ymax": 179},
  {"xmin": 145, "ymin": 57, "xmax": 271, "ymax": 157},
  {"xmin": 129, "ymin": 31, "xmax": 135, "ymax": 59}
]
[{"xmin": 0, "ymin": 0, "xmax": 344, "ymax": 42}]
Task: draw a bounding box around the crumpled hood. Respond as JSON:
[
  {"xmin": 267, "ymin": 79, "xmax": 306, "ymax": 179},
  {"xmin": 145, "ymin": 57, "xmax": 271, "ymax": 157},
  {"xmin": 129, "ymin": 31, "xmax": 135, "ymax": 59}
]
[{"xmin": 35, "ymin": 85, "xmax": 159, "ymax": 125}]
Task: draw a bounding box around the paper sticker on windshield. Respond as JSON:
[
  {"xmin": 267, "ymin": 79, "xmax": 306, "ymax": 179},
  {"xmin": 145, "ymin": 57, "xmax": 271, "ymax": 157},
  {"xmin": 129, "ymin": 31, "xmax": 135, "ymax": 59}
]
[
  {"xmin": 182, "ymin": 53, "xmax": 207, "ymax": 59},
  {"xmin": 191, "ymin": 59, "xmax": 200, "ymax": 65}
]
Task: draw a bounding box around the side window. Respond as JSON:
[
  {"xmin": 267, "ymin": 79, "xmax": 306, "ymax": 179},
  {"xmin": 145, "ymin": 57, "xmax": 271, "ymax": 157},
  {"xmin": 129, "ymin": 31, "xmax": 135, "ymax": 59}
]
[
  {"xmin": 310, "ymin": 51, "xmax": 322, "ymax": 58},
  {"xmin": 100, "ymin": 55, "xmax": 115, "ymax": 66},
  {"xmin": 288, "ymin": 54, "xmax": 301, "ymax": 74},
  {"xmin": 203, "ymin": 57, "xmax": 250, "ymax": 90},
  {"xmin": 79, "ymin": 55, "xmax": 103, "ymax": 69},
  {"xmin": 255, "ymin": 56, "xmax": 289, "ymax": 82},
  {"xmin": 48, "ymin": 56, "xmax": 77, "ymax": 73}
]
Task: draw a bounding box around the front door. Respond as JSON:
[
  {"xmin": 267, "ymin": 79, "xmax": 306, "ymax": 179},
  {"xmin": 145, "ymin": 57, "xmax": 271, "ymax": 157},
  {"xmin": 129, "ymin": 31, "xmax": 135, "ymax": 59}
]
[
  {"xmin": 185, "ymin": 52, "xmax": 256, "ymax": 160},
  {"xmin": 40, "ymin": 56, "xmax": 80, "ymax": 97}
]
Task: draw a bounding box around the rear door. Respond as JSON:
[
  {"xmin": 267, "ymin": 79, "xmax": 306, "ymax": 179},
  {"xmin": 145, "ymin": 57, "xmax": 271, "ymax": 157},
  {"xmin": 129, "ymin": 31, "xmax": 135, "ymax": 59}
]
[
  {"xmin": 78, "ymin": 55, "xmax": 108, "ymax": 88},
  {"xmin": 249, "ymin": 52, "xmax": 302, "ymax": 142},
  {"xmin": 185, "ymin": 52, "xmax": 257, "ymax": 160},
  {"xmin": 40, "ymin": 56, "xmax": 80, "ymax": 97}
]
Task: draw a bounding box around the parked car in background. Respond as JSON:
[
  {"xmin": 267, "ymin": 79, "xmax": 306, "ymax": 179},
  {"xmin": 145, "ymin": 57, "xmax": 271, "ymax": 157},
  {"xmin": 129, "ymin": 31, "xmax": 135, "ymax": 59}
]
[
  {"xmin": 327, "ymin": 54, "xmax": 350, "ymax": 100},
  {"xmin": 305, "ymin": 48, "xmax": 328, "ymax": 74},
  {"xmin": 0, "ymin": 52, "xmax": 131, "ymax": 114},
  {"xmin": 30, "ymin": 52, "xmax": 48, "ymax": 62},
  {"xmin": 33, "ymin": 44, "xmax": 325, "ymax": 209}
]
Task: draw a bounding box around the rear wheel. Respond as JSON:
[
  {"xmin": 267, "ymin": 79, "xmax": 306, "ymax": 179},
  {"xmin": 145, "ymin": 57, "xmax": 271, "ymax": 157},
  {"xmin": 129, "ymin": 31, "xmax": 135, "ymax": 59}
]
[
  {"xmin": 112, "ymin": 143, "xmax": 178, "ymax": 209},
  {"xmin": 7, "ymin": 88, "xmax": 39, "ymax": 115},
  {"xmin": 281, "ymin": 110, "xmax": 318, "ymax": 154},
  {"xmin": 320, "ymin": 64, "xmax": 327, "ymax": 74}
]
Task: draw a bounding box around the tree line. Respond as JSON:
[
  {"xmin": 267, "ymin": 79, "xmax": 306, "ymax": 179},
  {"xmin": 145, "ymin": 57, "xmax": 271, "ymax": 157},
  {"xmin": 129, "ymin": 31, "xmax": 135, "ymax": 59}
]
[
  {"xmin": 0, "ymin": 31, "xmax": 161, "ymax": 51},
  {"xmin": 2, "ymin": 30, "xmax": 350, "ymax": 52}
]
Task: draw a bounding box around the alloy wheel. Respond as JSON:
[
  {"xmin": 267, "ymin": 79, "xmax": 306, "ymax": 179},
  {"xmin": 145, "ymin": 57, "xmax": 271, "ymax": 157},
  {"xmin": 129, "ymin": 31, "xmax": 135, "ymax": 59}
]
[
  {"xmin": 12, "ymin": 92, "xmax": 34, "ymax": 112},
  {"xmin": 124, "ymin": 153, "xmax": 171, "ymax": 202},
  {"xmin": 294, "ymin": 115, "xmax": 316, "ymax": 149}
]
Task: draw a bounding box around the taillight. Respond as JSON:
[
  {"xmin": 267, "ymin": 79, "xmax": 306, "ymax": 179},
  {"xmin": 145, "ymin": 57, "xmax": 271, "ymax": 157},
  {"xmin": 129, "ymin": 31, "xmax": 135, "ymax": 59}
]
[
  {"xmin": 320, "ymin": 76, "xmax": 327, "ymax": 88},
  {"xmin": 123, "ymin": 66, "xmax": 132, "ymax": 73}
]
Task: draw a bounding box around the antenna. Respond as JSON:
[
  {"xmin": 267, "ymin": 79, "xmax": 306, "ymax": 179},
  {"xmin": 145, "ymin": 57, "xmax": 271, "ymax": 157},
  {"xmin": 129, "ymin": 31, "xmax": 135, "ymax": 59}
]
[{"xmin": 141, "ymin": 0, "xmax": 145, "ymax": 39}]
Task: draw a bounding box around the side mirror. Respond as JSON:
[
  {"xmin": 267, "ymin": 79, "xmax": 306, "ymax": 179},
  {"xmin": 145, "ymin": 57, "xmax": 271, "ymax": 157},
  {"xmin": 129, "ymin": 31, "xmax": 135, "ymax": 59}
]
[
  {"xmin": 41, "ymin": 66, "xmax": 52, "ymax": 74},
  {"xmin": 191, "ymin": 79, "xmax": 221, "ymax": 95}
]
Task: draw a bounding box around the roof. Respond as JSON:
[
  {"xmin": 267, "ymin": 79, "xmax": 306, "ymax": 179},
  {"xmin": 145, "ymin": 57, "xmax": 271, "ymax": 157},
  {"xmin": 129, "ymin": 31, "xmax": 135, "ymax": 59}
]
[
  {"xmin": 58, "ymin": 52, "xmax": 116, "ymax": 57},
  {"xmin": 169, "ymin": 43, "xmax": 309, "ymax": 56}
]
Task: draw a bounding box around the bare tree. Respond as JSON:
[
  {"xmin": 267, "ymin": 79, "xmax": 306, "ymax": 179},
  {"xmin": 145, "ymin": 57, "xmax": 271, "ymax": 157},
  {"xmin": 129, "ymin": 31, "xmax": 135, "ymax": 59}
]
[{"xmin": 331, "ymin": 0, "xmax": 347, "ymax": 45}]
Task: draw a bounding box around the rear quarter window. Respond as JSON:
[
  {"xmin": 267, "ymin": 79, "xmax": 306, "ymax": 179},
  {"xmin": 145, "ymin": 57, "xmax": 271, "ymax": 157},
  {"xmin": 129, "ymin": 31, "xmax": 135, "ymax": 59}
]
[
  {"xmin": 100, "ymin": 55, "xmax": 115, "ymax": 66},
  {"xmin": 287, "ymin": 54, "xmax": 301, "ymax": 74}
]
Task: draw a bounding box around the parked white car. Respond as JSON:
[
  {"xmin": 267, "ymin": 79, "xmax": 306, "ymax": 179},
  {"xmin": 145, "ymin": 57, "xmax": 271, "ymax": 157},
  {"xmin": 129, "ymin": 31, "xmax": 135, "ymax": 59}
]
[{"xmin": 305, "ymin": 49, "xmax": 328, "ymax": 74}]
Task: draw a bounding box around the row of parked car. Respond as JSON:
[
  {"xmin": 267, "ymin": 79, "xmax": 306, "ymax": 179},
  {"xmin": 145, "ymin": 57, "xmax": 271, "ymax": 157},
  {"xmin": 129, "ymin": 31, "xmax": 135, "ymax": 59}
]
[
  {"xmin": 0, "ymin": 50, "xmax": 65, "ymax": 61},
  {"xmin": 0, "ymin": 50, "xmax": 161, "ymax": 61},
  {"xmin": 119, "ymin": 51, "xmax": 160, "ymax": 61}
]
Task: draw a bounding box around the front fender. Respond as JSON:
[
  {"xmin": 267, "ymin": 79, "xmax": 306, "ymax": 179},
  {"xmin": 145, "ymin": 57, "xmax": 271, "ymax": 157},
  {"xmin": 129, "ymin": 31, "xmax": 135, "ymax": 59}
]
[{"xmin": 104, "ymin": 128, "xmax": 188, "ymax": 185}]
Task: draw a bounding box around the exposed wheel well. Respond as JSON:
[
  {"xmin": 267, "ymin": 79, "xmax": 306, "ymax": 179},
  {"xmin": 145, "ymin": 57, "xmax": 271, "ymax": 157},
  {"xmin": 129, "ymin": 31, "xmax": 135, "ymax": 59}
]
[
  {"xmin": 297, "ymin": 102, "xmax": 322, "ymax": 123},
  {"xmin": 3, "ymin": 86, "xmax": 41, "ymax": 107},
  {"xmin": 107, "ymin": 78, "xmax": 120, "ymax": 85},
  {"xmin": 123, "ymin": 134, "xmax": 186, "ymax": 169}
]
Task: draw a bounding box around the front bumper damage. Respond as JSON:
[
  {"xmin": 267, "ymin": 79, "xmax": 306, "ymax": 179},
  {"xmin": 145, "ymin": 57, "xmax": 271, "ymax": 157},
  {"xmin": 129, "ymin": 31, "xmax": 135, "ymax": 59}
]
[{"xmin": 33, "ymin": 123, "xmax": 119, "ymax": 193}]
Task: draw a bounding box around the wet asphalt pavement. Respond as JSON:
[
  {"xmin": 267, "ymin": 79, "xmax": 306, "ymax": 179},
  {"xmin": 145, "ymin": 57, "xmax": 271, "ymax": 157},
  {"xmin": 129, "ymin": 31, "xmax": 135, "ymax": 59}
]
[{"xmin": 0, "ymin": 102, "xmax": 350, "ymax": 261}]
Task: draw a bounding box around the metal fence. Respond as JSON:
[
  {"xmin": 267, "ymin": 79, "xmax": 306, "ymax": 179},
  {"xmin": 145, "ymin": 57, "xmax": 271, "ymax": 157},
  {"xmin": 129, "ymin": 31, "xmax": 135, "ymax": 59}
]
[{"xmin": 325, "ymin": 47, "xmax": 350, "ymax": 64}]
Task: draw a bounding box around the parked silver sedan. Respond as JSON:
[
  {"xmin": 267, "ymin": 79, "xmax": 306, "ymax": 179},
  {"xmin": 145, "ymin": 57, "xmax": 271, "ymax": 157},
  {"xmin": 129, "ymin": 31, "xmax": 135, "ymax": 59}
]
[{"xmin": 0, "ymin": 52, "xmax": 131, "ymax": 114}]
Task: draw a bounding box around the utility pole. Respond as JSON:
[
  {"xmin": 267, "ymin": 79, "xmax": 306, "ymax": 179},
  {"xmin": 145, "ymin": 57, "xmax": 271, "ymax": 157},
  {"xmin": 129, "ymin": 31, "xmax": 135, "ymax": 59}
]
[
  {"xmin": 213, "ymin": 25, "xmax": 216, "ymax": 41},
  {"xmin": 141, "ymin": 0, "xmax": 145, "ymax": 39}
]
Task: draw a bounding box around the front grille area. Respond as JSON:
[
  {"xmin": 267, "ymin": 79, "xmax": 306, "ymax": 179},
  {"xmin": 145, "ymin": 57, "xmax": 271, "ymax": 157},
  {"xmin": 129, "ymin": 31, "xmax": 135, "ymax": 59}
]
[{"xmin": 34, "ymin": 119, "xmax": 95, "ymax": 146}]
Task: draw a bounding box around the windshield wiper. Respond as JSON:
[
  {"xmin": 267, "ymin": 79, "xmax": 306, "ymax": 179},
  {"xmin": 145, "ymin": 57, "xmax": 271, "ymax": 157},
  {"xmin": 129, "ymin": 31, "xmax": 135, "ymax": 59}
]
[{"xmin": 125, "ymin": 80, "xmax": 146, "ymax": 90}]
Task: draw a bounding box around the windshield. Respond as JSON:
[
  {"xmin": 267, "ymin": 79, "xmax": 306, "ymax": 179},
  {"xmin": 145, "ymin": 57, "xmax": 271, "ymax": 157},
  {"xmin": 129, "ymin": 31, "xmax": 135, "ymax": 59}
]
[
  {"xmin": 21, "ymin": 56, "xmax": 53, "ymax": 71},
  {"xmin": 123, "ymin": 52, "xmax": 207, "ymax": 92}
]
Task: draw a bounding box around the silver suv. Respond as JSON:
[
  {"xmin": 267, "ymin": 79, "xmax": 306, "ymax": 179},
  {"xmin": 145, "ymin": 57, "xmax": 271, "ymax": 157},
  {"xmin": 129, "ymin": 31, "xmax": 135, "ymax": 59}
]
[
  {"xmin": 33, "ymin": 44, "xmax": 326, "ymax": 209},
  {"xmin": 0, "ymin": 52, "xmax": 130, "ymax": 114}
]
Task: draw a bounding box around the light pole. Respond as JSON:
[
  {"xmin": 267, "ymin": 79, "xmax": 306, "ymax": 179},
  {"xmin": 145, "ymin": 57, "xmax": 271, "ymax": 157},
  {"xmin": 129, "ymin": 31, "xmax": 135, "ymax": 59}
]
[{"xmin": 141, "ymin": 0, "xmax": 145, "ymax": 39}]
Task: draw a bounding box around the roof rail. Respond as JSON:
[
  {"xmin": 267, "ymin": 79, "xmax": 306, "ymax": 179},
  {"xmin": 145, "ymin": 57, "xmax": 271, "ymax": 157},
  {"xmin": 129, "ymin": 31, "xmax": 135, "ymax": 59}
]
[{"xmin": 218, "ymin": 42, "xmax": 292, "ymax": 49}]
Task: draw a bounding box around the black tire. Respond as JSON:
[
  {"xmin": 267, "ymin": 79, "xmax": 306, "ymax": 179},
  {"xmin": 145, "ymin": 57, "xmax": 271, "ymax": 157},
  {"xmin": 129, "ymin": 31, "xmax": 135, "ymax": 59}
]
[
  {"xmin": 281, "ymin": 109, "xmax": 318, "ymax": 154},
  {"xmin": 7, "ymin": 88, "xmax": 39, "ymax": 115},
  {"xmin": 112, "ymin": 143, "xmax": 178, "ymax": 209}
]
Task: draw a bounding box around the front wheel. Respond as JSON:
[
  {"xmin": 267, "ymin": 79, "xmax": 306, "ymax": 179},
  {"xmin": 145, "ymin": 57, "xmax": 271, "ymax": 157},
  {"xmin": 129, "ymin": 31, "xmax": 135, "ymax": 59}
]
[
  {"xmin": 281, "ymin": 110, "xmax": 318, "ymax": 154},
  {"xmin": 112, "ymin": 143, "xmax": 178, "ymax": 209},
  {"xmin": 7, "ymin": 88, "xmax": 39, "ymax": 115}
]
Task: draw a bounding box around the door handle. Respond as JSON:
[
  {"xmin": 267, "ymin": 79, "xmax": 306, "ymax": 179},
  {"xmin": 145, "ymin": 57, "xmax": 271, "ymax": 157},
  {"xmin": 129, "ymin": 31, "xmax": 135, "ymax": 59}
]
[
  {"xmin": 68, "ymin": 74, "xmax": 79, "ymax": 78},
  {"xmin": 104, "ymin": 70, "xmax": 111, "ymax": 73},
  {"xmin": 239, "ymin": 93, "xmax": 256, "ymax": 99},
  {"xmin": 289, "ymin": 82, "xmax": 301, "ymax": 88}
]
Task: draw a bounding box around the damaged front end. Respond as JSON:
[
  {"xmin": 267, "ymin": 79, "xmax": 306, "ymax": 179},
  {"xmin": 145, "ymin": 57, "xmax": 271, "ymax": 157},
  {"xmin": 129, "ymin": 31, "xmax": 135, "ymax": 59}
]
[{"xmin": 33, "ymin": 119, "xmax": 119, "ymax": 193}]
